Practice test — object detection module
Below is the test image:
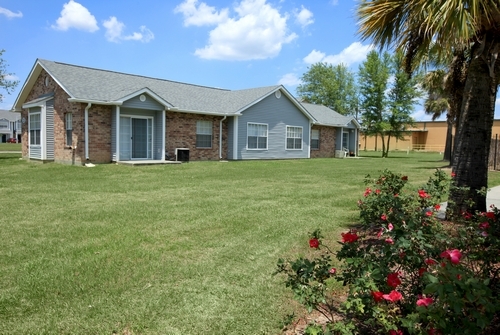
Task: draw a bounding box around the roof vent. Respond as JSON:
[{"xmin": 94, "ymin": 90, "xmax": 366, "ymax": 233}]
[
  {"xmin": 140, "ymin": 94, "xmax": 146, "ymax": 102},
  {"xmin": 275, "ymin": 91, "xmax": 281, "ymax": 99}
]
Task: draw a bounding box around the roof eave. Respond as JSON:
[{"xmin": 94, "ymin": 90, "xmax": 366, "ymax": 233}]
[
  {"xmin": 167, "ymin": 106, "xmax": 228, "ymax": 116},
  {"xmin": 67, "ymin": 98, "xmax": 123, "ymax": 106}
]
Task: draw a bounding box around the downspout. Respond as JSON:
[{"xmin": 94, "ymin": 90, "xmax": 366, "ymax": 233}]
[
  {"xmin": 219, "ymin": 115, "xmax": 227, "ymax": 160},
  {"xmin": 85, "ymin": 103, "xmax": 91, "ymax": 161}
]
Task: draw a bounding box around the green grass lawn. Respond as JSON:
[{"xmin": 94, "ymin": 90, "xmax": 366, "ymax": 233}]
[
  {"xmin": 0, "ymin": 152, "xmax": 499, "ymax": 334},
  {"xmin": 0, "ymin": 143, "xmax": 21, "ymax": 151}
]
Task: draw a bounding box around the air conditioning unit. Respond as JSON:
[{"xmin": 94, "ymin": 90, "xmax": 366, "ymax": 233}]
[{"xmin": 175, "ymin": 148, "xmax": 189, "ymax": 162}]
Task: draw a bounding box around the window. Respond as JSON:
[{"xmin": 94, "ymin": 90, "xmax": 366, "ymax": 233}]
[
  {"xmin": 311, "ymin": 129, "xmax": 319, "ymax": 149},
  {"xmin": 65, "ymin": 113, "xmax": 73, "ymax": 146},
  {"xmin": 286, "ymin": 126, "xmax": 302, "ymax": 150},
  {"xmin": 29, "ymin": 113, "xmax": 41, "ymax": 145},
  {"xmin": 0, "ymin": 120, "xmax": 8, "ymax": 129},
  {"xmin": 196, "ymin": 120, "xmax": 212, "ymax": 148},
  {"xmin": 247, "ymin": 123, "xmax": 267, "ymax": 149}
]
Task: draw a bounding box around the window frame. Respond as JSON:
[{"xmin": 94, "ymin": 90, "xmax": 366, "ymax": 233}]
[
  {"xmin": 247, "ymin": 122, "xmax": 268, "ymax": 150},
  {"xmin": 311, "ymin": 129, "xmax": 320, "ymax": 150},
  {"xmin": 286, "ymin": 125, "xmax": 303, "ymax": 150},
  {"xmin": 65, "ymin": 113, "xmax": 73, "ymax": 146},
  {"xmin": 196, "ymin": 120, "xmax": 213, "ymax": 148},
  {"xmin": 29, "ymin": 112, "xmax": 41, "ymax": 146}
]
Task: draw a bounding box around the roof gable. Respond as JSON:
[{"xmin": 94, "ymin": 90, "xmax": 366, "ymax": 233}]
[{"xmin": 301, "ymin": 102, "xmax": 360, "ymax": 128}]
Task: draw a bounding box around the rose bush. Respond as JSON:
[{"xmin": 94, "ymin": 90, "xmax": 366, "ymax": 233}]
[{"xmin": 275, "ymin": 170, "xmax": 500, "ymax": 334}]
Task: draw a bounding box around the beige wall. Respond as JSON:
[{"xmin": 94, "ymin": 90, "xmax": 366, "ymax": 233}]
[{"xmin": 360, "ymin": 121, "xmax": 452, "ymax": 152}]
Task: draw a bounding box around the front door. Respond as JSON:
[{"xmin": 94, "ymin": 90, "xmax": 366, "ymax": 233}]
[
  {"xmin": 120, "ymin": 116, "xmax": 153, "ymax": 160},
  {"xmin": 342, "ymin": 132, "xmax": 349, "ymax": 150}
]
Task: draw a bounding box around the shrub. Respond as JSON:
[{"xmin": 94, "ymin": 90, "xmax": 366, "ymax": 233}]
[{"xmin": 275, "ymin": 169, "xmax": 499, "ymax": 334}]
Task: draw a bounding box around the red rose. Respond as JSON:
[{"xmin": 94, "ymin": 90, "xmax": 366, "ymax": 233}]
[
  {"xmin": 383, "ymin": 290, "xmax": 402, "ymax": 302},
  {"xmin": 387, "ymin": 272, "xmax": 401, "ymax": 288},
  {"xmin": 440, "ymin": 249, "xmax": 462, "ymax": 264},
  {"xmin": 341, "ymin": 232, "xmax": 359, "ymax": 243},
  {"xmin": 371, "ymin": 291, "xmax": 384, "ymax": 302},
  {"xmin": 417, "ymin": 297, "xmax": 434, "ymax": 307},
  {"xmin": 309, "ymin": 238, "xmax": 319, "ymax": 249}
]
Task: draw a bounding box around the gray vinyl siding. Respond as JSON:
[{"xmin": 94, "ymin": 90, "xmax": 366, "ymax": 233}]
[
  {"xmin": 227, "ymin": 116, "xmax": 234, "ymax": 159},
  {"xmin": 154, "ymin": 110, "xmax": 162, "ymax": 160},
  {"xmin": 236, "ymin": 94, "xmax": 310, "ymax": 160},
  {"xmin": 122, "ymin": 94, "xmax": 164, "ymax": 110},
  {"xmin": 45, "ymin": 99, "xmax": 54, "ymax": 160},
  {"xmin": 30, "ymin": 146, "xmax": 42, "ymax": 159}
]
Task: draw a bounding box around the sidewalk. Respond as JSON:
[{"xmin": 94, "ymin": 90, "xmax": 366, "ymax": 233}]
[
  {"xmin": 437, "ymin": 185, "xmax": 500, "ymax": 218},
  {"xmin": 487, "ymin": 185, "xmax": 500, "ymax": 209}
]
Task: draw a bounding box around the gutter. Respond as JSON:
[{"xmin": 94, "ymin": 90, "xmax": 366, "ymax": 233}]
[
  {"xmin": 68, "ymin": 98, "xmax": 122, "ymax": 106},
  {"xmin": 219, "ymin": 115, "xmax": 227, "ymax": 160},
  {"xmin": 85, "ymin": 103, "xmax": 91, "ymax": 161}
]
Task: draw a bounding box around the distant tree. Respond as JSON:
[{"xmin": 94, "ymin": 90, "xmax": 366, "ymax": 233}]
[
  {"xmin": 384, "ymin": 52, "xmax": 420, "ymax": 157},
  {"xmin": 0, "ymin": 50, "xmax": 18, "ymax": 102},
  {"xmin": 420, "ymin": 69, "xmax": 454, "ymax": 161},
  {"xmin": 297, "ymin": 62, "xmax": 358, "ymax": 116},
  {"xmin": 358, "ymin": 50, "xmax": 391, "ymax": 155},
  {"xmin": 359, "ymin": 51, "xmax": 420, "ymax": 158}
]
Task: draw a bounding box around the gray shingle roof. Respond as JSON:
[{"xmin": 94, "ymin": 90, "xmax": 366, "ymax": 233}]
[
  {"xmin": 300, "ymin": 102, "xmax": 357, "ymax": 127},
  {"xmin": 38, "ymin": 59, "xmax": 281, "ymax": 115},
  {"xmin": 0, "ymin": 109, "xmax": 20, "ymax": 121}
]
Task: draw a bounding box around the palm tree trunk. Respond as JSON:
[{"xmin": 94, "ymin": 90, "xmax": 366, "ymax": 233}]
[
  {"xmin": 449, "ymin": 43, "xmax": 499, "ymax": 216},
  {"xmin": 443, "ymin": 116, "xmax": 453, "ymax": 162}
]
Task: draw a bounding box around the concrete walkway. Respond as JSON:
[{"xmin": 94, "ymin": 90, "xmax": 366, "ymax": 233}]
[
  {"xmin": 487, "ymin": 185, "xmax": 500, "ymax": 209},
  {"xmin": 437, "ymin": 185, "xmax": 500, "ymax": 218}
]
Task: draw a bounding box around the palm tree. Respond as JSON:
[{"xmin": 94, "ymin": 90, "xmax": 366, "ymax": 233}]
[
  {"xmin": 420, "ymin": 69, "xmax": 454, "ymax": 162},
  {"xmin": 357, "ymin": 0, "xmax": 500, "ymax": 215}
]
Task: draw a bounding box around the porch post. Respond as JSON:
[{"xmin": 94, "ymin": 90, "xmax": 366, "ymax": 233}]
[
  {"xmin": 116, "ymin": 106, "xmax": 120, "ymax": 162},
  {"xmin": 162, "ymin": 109, "xmax": 166, "ymax": 161}
]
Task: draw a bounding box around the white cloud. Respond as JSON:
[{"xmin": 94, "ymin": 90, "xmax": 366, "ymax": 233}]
[
  {"xmin": 103, "ymin": 17, "xmax": 154, "ymax": 43},
  {"xmin": 278, "ymin": 73, "xmax": 301, "ymax": 87},
  {"xmin": 303, "ymin": 49, "xmax": 325, "ymax": 64},
  {"xmin": 4, "ymin": 74, "xmax": 19, "ymax": 81},
  {"xmin": 304, "ymin": 42, "xmax": 374, "ymax": 66},
  {"xmin": 0, "ymin": 7, "xmax": 22, "ymax": 19},
  {"xmin": 294, "ymin": 6, "xmax": 313, "ymax": 28},
  {"xmin": 51, "ymin": 0, "xmax": 99, "ymax": 32},
  {"xmin": 330, "ymin": 0, "xmax": 339, "ymax": 5},
  {"xmin": 174, "ymin": 0, "xmax": 229, "ymax": 26},
  {"xmin": 176, "ymin": 0, "xmax": 297, "ymax": 61}
]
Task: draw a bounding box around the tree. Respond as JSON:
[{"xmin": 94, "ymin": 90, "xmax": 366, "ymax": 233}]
[
  {"xmin": 0, "ymin": 49, "xmax": 18, "ymax": 102},
  {"xmin": 358, "ymin": 50, "xmax": 391, "ymax": 155},
  {"xmin": 297, "ymin": 62, "xmax": 358, "ymax": 116},
  {"xmin": 420, "ymin": 69, "xmax": 454, "ymax": 162},
  {"xmin": 384, "ymin": 52, "xmax": 420, "ymax": 157},
  {"xmin": 356, "ymin": 0, "xmax": 500, "ymax": 215},
  {"xmin": 358, "ymin": 51, "xmax": 418, "ymax": 158}
]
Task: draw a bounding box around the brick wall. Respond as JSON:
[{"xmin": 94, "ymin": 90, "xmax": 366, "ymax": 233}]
[
  {"xmin": 21, "ymin": 69, "xmax": 112, "ymax": 164},
  {"xmin": 310, "ymin": 125, "xmax": 336, "ymax": 158},
  {"xmin": 166, "ymin": 112, "xmax": 227, "ymax": 161}
]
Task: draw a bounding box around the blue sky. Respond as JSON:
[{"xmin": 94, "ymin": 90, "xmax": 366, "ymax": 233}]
[{"xmin": 1, "ymin": 0, "xmax": 498, "ymax": 120}]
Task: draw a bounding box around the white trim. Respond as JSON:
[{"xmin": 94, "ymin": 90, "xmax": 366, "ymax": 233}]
[
  {"xmin": 233, "ymin": 116, "xmax": 238, "ymax": 160},
  {"xmin": 285, "ymin": 125, "xmax": 303, "ymax": 150},
  {"xmin": 116, "ymin": 106, "xmax": 121, "ymax": 161},
  {"xmin": 162, "ymin": 109, "xmax": 166, "ymax": 161},
  {"xmin": 246, "ymin": 122, "xmax": 268, "ymax": 150},
  {"xmin": 68, "ymin": 98, "xmax": 123, "ymax": 106},
  {"xmin": 117, "ymin": 88, "xmax": 173, "ymax": 108}
]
